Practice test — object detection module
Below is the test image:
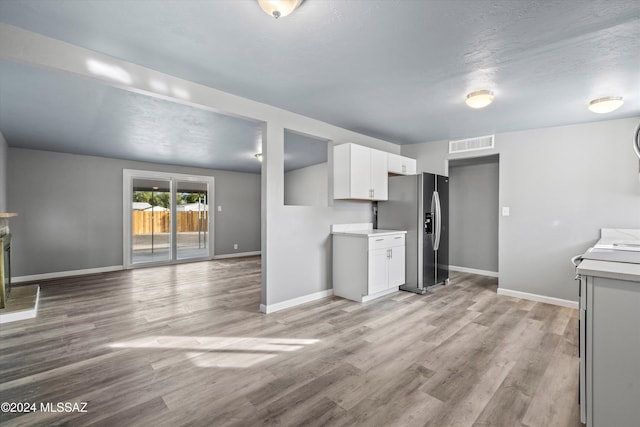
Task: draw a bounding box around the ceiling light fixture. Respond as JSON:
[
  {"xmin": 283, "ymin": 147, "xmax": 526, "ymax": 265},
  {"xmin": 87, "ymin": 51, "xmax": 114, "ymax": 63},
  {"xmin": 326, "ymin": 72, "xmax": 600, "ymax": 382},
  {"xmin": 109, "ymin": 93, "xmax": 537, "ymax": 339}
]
[
  {"xmin": 257, "ymin": 0, "xmax": 302, "ymax": 19},
  {"xmin": 588, "ymin": 96, "xmax": 624, "ymax": 114},
  {"xmin": 255, "ymin": 153, "xmax": 263, "ymax": 162},
  {"xmin": 465, "ymin": 90, "xmax": 494, "ymax": 109}
]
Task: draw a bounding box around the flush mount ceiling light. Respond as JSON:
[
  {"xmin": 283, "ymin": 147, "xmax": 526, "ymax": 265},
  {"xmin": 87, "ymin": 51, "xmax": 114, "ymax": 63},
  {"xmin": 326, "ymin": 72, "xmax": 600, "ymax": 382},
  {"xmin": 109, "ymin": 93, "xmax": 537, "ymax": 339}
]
[
  {"xmin": 255, "ymin": 153, "xmax": 263, "ymax": 162},
  {"xmin": 257, "ymin": 0, "xmax": 303, "ymax": 19},
  {"xmin": 588, "ymin": 96, "xmax": 624, "ymax": 114},
  {"xmin": 465, "ymin": 90, "xmax": 494, "ymax": 109}
]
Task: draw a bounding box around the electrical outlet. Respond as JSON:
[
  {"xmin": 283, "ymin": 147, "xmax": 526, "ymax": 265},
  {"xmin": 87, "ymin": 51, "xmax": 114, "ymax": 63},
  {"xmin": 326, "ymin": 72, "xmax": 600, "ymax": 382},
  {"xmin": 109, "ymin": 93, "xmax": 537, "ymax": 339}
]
[
  {"xmin": 234, "ymin": 243, "xmax": 238, "ymax": 250},
  {"xmin": 217, "ymin": 205, "xmax": 222, "ymax": 212}
]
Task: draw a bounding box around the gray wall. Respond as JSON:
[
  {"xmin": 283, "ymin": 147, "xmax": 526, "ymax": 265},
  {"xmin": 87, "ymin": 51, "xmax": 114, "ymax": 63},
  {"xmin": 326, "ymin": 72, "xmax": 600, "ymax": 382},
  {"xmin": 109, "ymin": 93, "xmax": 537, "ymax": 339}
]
[
  {"xmin": 7, "ymin": 148, "xmax": 261, "ymax": 277},
  {"xmin": 0, "ymin": 131, "xmax": 7, "ymax": 212},
  {"xmin": 402, "ymin": 117, "xmax": 640, "ymax": 302},
  {"xmin": 449, "ymin": 156, "xmax": 499, "ymax": 273},
  {"xmin": 284, "ymin": 162, "xmax": 328, "ymax": 207}
]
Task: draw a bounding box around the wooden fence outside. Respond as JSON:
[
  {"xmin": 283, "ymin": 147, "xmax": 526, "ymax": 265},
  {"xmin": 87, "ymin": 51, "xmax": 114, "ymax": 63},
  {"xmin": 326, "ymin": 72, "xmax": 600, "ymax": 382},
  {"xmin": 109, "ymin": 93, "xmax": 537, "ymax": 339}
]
[{"xmin": 132, "ymin": 211, "xmax": 208, "ymax": 234}]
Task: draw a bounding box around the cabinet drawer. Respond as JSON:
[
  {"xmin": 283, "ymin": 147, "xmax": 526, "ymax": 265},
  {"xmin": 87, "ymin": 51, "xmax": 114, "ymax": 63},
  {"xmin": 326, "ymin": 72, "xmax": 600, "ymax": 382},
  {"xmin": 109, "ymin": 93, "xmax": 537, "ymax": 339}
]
[{"xmin": 368, "ymin": 234, "xmax": 405, "ymax": 250}]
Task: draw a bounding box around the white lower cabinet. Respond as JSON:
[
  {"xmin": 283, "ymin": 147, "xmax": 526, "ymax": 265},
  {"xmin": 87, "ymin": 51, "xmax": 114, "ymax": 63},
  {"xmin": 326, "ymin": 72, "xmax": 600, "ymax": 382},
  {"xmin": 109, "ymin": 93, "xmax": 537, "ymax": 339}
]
[
  {"xmin": 333, "ymin": 231, "xmax": 406, "ymax": 302},
  {"xmin": 368, "ymin": 248, "xmax": 390, "ymax": 295},
  {"xmin": 387, "ymin": 245, "xmax": 406, "ymax": 287}
]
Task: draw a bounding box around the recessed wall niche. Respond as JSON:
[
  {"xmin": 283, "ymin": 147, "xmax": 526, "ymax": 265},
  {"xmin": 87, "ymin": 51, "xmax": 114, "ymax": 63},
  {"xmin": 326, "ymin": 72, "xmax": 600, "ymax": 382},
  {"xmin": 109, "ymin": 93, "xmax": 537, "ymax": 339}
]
[{"xmin": 283, "ymin": 129, "xmax": 330, "ymax": 207}]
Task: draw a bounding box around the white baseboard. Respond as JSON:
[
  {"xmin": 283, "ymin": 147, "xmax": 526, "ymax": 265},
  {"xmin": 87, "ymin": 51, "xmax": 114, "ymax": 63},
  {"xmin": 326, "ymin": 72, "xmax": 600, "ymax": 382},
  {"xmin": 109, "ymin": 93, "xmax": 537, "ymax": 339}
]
[
  {"xmin": 214, "ymin": 251, "xmax": 261, "ymax": 260},
  {"xmin": 13, "ymin": 266, "xmax": 124, "ymax": 284},
  {"xmin": 0, "ymin": 286, "xmax": 40, "ymax": 323},
  {"xmin": 13, "ymin": 253, "xmax": 261, "ymax": 283},
  {"xmin": 260, "ymin": 289, "xmax": 333, "ymax": 314},
  {"xmin": 497, "ymin": 288, "xmax": 578, "ymax": 309},
  {"xmin": 362, "ymin": 287, "xmax": 399, "ymax": 303},
  {"xmin": 450, "ymin": 265, "xmax": 499, "ymax": 278}
]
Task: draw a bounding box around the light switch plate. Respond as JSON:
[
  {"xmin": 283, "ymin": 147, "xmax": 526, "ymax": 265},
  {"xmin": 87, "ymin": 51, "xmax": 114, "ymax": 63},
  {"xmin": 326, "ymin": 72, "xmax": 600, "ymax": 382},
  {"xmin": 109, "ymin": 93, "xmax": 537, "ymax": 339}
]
[{"xmin": 502, "ymin": 207, "xmax": 510, "ymax": 216}]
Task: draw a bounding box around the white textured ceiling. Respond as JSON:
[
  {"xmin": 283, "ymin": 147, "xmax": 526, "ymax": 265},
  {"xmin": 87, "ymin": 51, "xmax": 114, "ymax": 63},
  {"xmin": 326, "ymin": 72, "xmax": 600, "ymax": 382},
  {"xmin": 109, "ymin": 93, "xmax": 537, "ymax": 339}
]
[
  {"xmin": 0, "ymin": 59, "xmax": 265, "ymax": 173},
  {"xmin": 0, "ymin": 0, "xmax": 639, "ymax": 171}
]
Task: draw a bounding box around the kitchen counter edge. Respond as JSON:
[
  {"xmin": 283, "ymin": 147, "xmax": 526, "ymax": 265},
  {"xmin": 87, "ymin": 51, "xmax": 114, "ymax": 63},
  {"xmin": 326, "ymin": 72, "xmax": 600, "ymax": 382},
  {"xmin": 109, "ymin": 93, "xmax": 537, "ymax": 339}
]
[
  {"xmin": 331, "ymin": 229, "xmax": 407, "ymax": 238},
  {"xmin": 577, "ymin": 259, "xmax": 640, "ymax": 283}
]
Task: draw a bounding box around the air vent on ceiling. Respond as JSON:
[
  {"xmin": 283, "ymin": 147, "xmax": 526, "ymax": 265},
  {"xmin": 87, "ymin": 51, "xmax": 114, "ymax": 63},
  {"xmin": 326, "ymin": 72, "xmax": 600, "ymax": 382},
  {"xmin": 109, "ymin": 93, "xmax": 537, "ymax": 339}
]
[{"xmin": 449, "ymin": 135, "xmax": 495, "ymax": 154}]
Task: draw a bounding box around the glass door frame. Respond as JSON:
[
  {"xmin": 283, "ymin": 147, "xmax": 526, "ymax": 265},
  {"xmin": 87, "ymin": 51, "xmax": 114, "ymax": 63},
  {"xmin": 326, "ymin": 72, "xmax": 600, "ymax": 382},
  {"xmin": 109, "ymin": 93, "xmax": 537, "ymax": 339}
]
[{"xmin": 123, "ymin": 169, "xmax": 215, "ymax": 269}]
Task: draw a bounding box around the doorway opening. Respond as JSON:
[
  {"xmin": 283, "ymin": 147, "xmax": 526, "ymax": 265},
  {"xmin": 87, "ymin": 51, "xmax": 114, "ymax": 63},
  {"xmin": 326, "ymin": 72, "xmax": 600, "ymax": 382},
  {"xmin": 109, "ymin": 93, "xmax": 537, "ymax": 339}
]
[{"xmin": 447, "ymin": 154, "xmax": 499, "ymax": 278}]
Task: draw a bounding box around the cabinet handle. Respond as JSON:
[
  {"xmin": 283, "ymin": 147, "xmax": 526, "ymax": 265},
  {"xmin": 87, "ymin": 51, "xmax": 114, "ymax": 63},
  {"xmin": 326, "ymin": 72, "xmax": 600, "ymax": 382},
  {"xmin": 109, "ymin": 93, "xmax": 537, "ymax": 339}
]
[
  {"xmin": 376, "ymin": 238, "xmax": 384, "ymax": 241},
  {"xmin": 389, "ymin": 248, "xmax": 393, "ymax": 259},
  {"xmin": 394, "ymin": 236, "xmax": 402, "ymax": 239}
]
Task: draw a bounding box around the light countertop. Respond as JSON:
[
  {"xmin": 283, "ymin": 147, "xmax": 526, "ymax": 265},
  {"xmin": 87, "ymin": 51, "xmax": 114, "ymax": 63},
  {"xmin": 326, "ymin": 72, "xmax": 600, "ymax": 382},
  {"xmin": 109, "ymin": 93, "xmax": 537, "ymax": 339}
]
[{"xmin": 331, "ymin": 229, "xmax": 407, "ymax": 237}]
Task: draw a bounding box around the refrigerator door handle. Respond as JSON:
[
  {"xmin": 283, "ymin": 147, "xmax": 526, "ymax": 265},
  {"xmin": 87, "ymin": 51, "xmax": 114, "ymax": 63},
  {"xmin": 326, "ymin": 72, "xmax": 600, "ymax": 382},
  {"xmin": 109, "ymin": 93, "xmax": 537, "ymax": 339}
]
[
  {"xmin": 433, "ymin": 190, "xmax": 441, "ymax": 251},
  {"xmin": 430, "ymin": 191, "xmax": 436, "ymax": 247}
]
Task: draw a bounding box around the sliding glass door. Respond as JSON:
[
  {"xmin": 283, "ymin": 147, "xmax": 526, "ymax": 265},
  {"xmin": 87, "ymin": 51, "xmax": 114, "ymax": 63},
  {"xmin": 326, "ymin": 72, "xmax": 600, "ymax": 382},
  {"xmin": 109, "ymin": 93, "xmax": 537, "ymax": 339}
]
[
  {"xmin": 131, "ymin": 178, "xmax": 172, "ymax": 264},
  {"xmin": 176, "ymin": 181, "xmax": 209, "ymax": 260},
  {"xmin": 124, "ymin": 170, "xmax": 214, "ymax": 268}
]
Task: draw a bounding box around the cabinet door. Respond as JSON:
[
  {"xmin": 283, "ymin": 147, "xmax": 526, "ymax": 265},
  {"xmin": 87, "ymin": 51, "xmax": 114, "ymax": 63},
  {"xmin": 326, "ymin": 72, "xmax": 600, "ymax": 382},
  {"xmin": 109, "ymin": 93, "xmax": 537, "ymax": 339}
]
[
  {"xmin": 368, "ymin": 248, "xmax": 389, "ymax": 295},
  {"xmin": 387, "ymin": 153, "xmax": 403, "ymax": 174},
  {"xmin": 404, "ymin": 158, "xmax": 417, "ymax": 175},
  {"xmin": 350, "ymin": 144, "xmax": 373, "ymax": 199},
  {"xmin": 388, "ymin": 154, "xmax": 416, "ymax": 175},
  {"xmin": 370, "ymin": 149, "xmax": 388, "ymax": 200},
  {"xmin": 387, "ymin": 245, "xmax": 405, "ymax": 287},
  {"xmin": 333, "ymin": 144, "xmax": 351, "ymax": 199}
]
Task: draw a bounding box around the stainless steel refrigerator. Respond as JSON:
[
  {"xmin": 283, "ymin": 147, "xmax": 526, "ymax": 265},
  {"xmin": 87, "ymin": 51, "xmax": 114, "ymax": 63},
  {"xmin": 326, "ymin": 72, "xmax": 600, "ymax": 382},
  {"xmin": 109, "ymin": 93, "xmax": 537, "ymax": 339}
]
[{"xmin": 377, "ymin": 173, "xmax": 449, "ymax": 293}]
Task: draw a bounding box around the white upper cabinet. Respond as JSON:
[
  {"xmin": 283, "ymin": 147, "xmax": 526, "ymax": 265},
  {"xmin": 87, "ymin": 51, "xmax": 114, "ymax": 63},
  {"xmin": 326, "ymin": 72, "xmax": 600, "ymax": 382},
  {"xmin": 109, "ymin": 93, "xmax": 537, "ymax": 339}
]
[
  {"xmin": 333, "ymin": 143, "xmax": 389, "ymax": 201},
  {"xmin": 387, "ymin": 153, "xmax": 417, "ymax": 175},
  {"xmin": 345, "ymin": 143, "xmax": 372, "ymax": 200},
  {"xmin": 369, "ymin": 148, "xmax": 388, "ymax": 200}
]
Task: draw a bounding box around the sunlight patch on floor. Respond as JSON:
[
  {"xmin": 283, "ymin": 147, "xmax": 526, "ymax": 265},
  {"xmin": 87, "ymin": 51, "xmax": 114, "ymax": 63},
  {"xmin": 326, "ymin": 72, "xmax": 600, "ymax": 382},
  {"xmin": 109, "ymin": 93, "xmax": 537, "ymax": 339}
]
[
  {"xmin": 108, "ymin": 336, "xmax": 320, "ymax": 368},
  {"xmin": 185, "ymin": 351, "xmax": 277, "ymax": 368}
]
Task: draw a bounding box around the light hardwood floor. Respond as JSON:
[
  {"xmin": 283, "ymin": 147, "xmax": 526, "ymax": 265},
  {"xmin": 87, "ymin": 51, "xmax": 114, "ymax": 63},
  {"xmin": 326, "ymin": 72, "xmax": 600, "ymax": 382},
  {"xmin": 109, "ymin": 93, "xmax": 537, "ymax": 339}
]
[{"xmin": 0, "ymin": 257, "xmax": 581, "ymax": 426}]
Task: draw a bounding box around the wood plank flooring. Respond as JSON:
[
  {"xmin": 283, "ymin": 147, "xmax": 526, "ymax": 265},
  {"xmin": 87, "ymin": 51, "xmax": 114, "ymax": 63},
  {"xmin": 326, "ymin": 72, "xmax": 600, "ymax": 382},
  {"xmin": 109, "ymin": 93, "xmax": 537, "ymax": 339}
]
[{"xmin": 0, "ymin": 257, "xmax": 581, "ymax": 426}]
